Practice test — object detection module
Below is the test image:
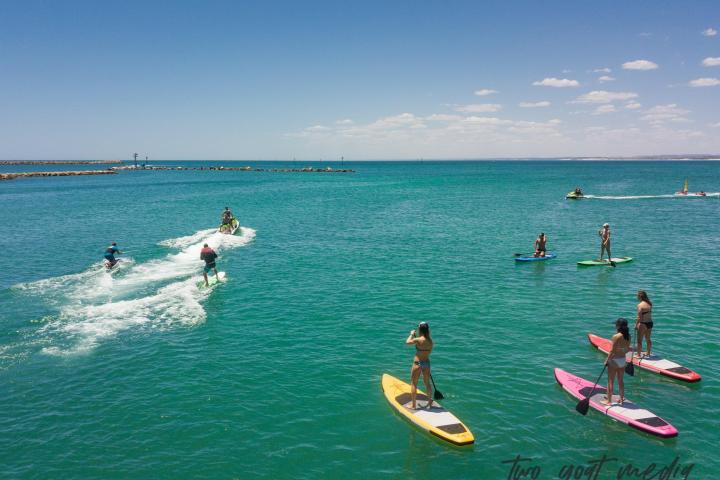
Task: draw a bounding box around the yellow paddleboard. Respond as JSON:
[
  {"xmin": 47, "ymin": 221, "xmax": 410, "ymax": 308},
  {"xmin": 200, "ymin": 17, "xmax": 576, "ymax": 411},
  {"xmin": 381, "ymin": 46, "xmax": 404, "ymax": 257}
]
[{"xmin": 381, "ymin": 373, "xmax": 474, "ymax": 446}]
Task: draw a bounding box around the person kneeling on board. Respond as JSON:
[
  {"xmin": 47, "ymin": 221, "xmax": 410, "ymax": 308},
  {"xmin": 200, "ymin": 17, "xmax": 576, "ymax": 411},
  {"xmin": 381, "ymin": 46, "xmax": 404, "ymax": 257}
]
[
  {"xmin": 405, "ymin": 322, "xmax": 434, "ymax": 410},
  {"xmin": 604, "ymin": 318, "xmax": 631, "ymax": 405},
  {"xmin": 200, "ymin": 243, "xmax": 219, "ymax": 286},
  {"xmin": 104, "ymin": 242, "xmax": 122, "ymax": 268},
  {"xmin": 533, "ymin": 232, "xmax": 547, "ymax": 257}
]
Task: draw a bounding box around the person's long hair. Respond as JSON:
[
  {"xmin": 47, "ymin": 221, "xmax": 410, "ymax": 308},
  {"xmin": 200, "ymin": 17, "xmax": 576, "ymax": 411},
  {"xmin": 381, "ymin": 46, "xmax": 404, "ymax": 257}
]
[
  {"xmin": 418, "ymin": 322, "xmax": 431, "ymax": 341},
  {"xmin": 616, "ymin": 318, "xmax": 631, "ymax": 342},
  {"xmin": 637, "ymin": 290, "xmax": 652, "ymax": 306}
]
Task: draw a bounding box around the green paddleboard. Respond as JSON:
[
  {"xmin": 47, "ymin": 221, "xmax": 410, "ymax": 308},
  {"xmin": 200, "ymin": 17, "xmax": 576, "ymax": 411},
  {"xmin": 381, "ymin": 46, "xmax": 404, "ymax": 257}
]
[
  {"xmin": 197, "ymin": 271, "xmax": 226, "ymax": 288},
  {"xmin": 577, "ymin": 257, "xmax": 633, "ymax": 266}
]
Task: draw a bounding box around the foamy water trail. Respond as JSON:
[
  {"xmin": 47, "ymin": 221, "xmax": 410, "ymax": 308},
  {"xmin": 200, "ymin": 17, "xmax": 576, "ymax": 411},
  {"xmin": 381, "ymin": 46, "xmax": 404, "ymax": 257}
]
[
  {"xmin": 13, "ymin": 227, "xmax": 256, "ymax": 356},
  {"xmin": 40, "ymin": 277, "xmax": 208, "ymax": 355},
  {"xmin": 585, "ymin": 193, "xmax": 719, "ymax": 200}
]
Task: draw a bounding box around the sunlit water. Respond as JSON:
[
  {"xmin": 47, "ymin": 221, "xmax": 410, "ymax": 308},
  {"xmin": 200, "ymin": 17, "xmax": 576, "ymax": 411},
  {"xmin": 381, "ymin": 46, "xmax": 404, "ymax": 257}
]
[{"xmin": 1, "ymin": 161, "xmax": 718, "ymax": 478}]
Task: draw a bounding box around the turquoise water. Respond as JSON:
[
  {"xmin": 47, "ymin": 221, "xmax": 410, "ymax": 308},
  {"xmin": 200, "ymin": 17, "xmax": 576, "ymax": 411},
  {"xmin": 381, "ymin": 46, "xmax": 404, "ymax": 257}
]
[{"xmin": 1, "ymin": 161, "xmax": 718, "ymax": 479}]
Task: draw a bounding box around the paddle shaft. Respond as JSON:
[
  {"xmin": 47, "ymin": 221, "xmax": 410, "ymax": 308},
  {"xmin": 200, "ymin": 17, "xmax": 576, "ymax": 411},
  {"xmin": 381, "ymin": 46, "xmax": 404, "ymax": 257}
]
[
  {"xmin": 429, "ymin": 373, "xmax": 443, "ymax": 400},
  {"xmin": 576, "ymin": 364, "xmax": 607, "ymax": 414},
  {"xmin": 587, "ymin": 364, "xmax": 607, "ymax": 399}
]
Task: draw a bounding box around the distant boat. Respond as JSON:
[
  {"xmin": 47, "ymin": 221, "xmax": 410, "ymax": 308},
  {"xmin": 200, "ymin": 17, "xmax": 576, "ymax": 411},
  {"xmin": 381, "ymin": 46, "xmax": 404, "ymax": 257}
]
[{"xmin": 675, "ymin": 179, "xmax": 706, "ymax": 197}]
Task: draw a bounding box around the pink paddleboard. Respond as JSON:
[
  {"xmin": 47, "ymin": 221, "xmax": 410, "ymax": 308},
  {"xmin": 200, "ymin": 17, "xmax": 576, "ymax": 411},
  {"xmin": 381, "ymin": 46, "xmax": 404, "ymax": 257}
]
[
  {"xmin": 588, "ymin": 334, "xmax": 701, "ymax": 383},
  {"xmin": 554, "ymin": 368, "xmax": 678, "ymax": 438}
]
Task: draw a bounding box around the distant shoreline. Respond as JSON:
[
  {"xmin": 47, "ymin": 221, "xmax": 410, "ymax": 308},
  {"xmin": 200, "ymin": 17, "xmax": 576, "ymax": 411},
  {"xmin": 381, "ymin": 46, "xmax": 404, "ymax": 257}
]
[{"xmin": 1, "ymin": 156, "xmax": 719, "ymax": 164}]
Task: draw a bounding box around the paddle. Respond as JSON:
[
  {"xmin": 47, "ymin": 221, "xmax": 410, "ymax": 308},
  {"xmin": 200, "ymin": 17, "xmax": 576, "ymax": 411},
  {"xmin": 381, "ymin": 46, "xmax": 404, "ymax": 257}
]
[
  {"xmin": 429, "ymin": 374, "xmax": 444, "ymax": 401},
  {"xmin": 575, "ymin": 364, "xmax": 606, "ymax": 415},
  {"xmin": 625, "ymin": 327, "xmax": 636, "ymax": 376}
]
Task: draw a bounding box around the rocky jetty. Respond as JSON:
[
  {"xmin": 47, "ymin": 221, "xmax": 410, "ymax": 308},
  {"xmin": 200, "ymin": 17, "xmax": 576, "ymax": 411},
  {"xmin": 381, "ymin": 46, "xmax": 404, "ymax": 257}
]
[
  {"xmin": 112, "ymin": 165, "xmax": 354, "ymax": 173},
  {"xmin": 0, "ymin": 170, "xmax": 117, "ymax": 181},
  {"xmin": 0, "ymin": 160, "xmax": 122, "ymax": 165}
]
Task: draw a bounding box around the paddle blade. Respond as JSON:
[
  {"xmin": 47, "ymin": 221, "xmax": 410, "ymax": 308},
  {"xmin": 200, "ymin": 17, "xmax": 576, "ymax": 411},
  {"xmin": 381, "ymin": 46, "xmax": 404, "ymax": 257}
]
[
  {"xmin": 433, "ymin": 389, "xmax": 444, "ymax": 401},
  {"xmin": 625, "ymin": 362, "xmax": 635, "ymax": 376},
  {"xmin": 575, "ymin": 398, "xmax": 591, "ymax": 415}
]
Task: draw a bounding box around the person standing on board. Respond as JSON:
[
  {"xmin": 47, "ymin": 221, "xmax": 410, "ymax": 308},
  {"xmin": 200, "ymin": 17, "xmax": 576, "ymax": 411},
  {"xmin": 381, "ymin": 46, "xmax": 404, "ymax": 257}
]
[
  {"xmin": 604, "ymin": 318, "xmax": 631, "ymax": 405},
  {"xmin": 636, "ymin": 290, "xmax": 653, "ymax": 357},
  {"xmin": 405, "ymin": 322, "xmax": 433, "ymax": 410},
  {"xmin": 533, "ymin": 232, "xmax": 547, "ymax": 257},
  {"xmin": 200, "ymin": 243, "xmax": 219, "ymax": 286},
  {"xmin": 103, "ymin": 242, "xmax": 122, "ymax": 268},
  {"xmin": 598, "ymin": 223, "xmax": 611, "ymax": 262}
]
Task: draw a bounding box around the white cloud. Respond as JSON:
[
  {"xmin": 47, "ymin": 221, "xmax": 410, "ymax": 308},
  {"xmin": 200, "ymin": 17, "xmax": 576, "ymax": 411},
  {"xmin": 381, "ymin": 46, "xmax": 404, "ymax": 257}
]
[
  {"xmin": 425, "ymin": 114, "xmax": 463, "ymax": 122},
  {"xmin": 307, "ymin": 125, "xmax": 331, "ymax": 132},
  {"xmin": 593, "ymin": 105, "xmax": 616, "ymax": 115},
  {"xmin": 371, "ymin": 113, "xmax": 425, "ymax": 128},
  {"xmin": 702, "ymin": 57, "xmax": 720, "ymax": 67},
  {"xmin": 622, "ymin": 60, "xmax": 659, "ymax": 70},
  {"xmin": 572, "ymin": 90, "xmax": 639, "ymax": 104},
  {"xmin": 335, "ymin": 119, "xmax": 354, "ymax": 125},
  {"xmin": 532, "ymin": 77, "xmax": 580, "ymax": 87},
  {"xmin": 641, "ymin": 104, "xmax": 691, "ymax": 124},
  {"xmin": 519, "ymin": 101, "xmax": 551, "ymax": 108},
  {"xmin": 289, "ymin": 110, "xmax": 567, "ymax": 154},
  {"xmin": 462, "ymin": 116, "xmax": 512, "ymax": 126},
  {"xmin": 689, "ymin": 77, "xmax": 720, "ymax": 87},
  {"xmin": 287, "ymin": 105, "xmax": 720, "ymax": 158},
  {"xmin": 474, "ymin": 89, "xmax": 498, "ymax": 96},
  {"xmin": 702, "ymin": 28, "xmax": 717, "ymax": 37},
  {"xmin": 625, "ymin": 102, "xmax": 642, "ymax": 110},
  {"xmin": 593, "ymin": 68, "xmax": 611, "ymax": 73},
  {"xmin": 598, "ymin": 75, "xmax": 616, "ymax": 83},
  {"xmin": 455, "ymin": 103, "xmax": 503, "ymax": 113}
]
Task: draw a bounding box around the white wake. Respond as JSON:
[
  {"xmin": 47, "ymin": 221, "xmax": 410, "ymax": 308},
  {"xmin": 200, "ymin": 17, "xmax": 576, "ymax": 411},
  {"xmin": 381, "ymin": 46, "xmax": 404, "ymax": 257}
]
[
  {"xmin": 16, "ymin": 227, "xmax": 255, "ymax": 356},
  {"xmin": 584, "ymin": 193, "xmax": 719, "ymax": 200}
]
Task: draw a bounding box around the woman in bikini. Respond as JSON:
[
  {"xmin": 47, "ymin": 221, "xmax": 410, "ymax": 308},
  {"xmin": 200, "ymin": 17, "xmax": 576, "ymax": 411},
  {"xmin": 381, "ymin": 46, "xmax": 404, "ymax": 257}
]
[
  {"xmin": 405, "ymin": 322, "xmax": 433, "ymax": 410},
  {"xmin": 598, "ymin": 223, "xmax": 611, "ymax": 262},
  {"xmin": 605, "ymin": 318, "xmax": 631, "ymax": 405},
  {"xmin": 636, "ymin": 290, "xmax": 653, "ymax": 357}
]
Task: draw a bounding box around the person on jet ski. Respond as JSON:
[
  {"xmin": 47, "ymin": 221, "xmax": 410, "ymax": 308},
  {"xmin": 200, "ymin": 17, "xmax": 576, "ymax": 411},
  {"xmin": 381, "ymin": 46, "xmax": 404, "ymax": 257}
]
[{"xmin": 221, "ymin": 207, "xmax": 234, "ymax": 225}]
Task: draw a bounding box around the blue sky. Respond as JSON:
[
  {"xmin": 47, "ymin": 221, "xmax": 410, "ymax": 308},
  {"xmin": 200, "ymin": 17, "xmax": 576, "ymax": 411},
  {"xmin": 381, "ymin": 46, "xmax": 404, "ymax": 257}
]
[{"xmin": 0, "ymin": 1, "xmax": 718, "ymax": 159}]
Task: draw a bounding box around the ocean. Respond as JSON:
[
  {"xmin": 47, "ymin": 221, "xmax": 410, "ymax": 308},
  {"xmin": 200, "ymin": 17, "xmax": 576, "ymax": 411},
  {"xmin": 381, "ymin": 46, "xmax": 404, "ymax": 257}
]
[{"xmin": 1, "ymin": 160, "xmax": 718, "ymax": 479}]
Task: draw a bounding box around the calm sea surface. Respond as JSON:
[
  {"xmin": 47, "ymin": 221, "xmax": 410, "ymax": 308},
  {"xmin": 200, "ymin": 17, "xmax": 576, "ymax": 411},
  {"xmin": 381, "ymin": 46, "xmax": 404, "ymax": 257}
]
[{"xmin": 1, "ymin": 161, "xmax": 718, "ymax": 479}]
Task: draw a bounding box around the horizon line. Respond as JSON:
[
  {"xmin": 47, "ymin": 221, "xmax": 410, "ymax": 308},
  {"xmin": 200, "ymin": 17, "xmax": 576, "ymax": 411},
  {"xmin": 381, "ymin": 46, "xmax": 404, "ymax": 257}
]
[{"xmin": 4, "ymin": 156, "xmax": 720, "ymax": 162}]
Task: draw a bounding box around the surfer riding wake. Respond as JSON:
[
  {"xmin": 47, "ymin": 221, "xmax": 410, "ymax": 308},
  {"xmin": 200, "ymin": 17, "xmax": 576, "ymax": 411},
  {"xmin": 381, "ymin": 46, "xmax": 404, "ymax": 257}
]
[
  {"xmin": 200, "ymin": 243, "xmax": 220, "ymax": 287},
  {"xmin": 104, "ymin": 242, "xmax": 121, "ymax": 268}
]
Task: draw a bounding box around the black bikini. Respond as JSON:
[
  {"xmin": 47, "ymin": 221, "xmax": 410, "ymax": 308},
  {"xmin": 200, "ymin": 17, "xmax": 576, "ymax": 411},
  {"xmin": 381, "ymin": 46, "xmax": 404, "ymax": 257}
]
[{"xmin": 640, "ymin": 309, "xmax": 653, "ymax": 330}]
